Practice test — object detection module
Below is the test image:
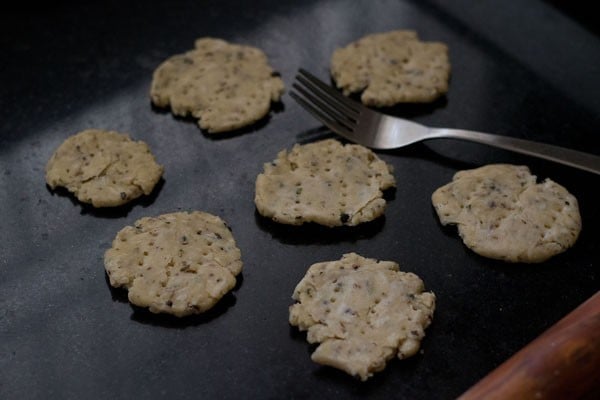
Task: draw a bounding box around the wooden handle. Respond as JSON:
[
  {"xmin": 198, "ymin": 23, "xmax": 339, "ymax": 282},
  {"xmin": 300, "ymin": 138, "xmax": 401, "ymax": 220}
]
[{"xmin": 458, "ymin": 291, "xmax": 600, "ymax": 400}]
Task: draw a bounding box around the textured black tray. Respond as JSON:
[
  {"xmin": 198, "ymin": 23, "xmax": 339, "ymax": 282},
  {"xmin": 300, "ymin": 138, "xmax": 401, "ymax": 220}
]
[{"xmin": 1, "ymin": 1, "xmax": 599, "ymax": 399}]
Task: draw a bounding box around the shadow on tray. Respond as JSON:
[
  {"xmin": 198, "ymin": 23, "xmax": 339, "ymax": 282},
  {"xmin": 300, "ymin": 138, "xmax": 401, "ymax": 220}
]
[
  {"xmin": 254, "ymin": 210, "xmax": 387, "ymax": 245},
  {"xmin": 151, "ymin": 100, "xmax": 285, "ymax": 140},
  {"xmin": 46, "ymin": 178, "xmax": 165, "ymax": 219},
  {"xmin": 105, "ymin": 272, "xmax": 243, "ymax": 328}
]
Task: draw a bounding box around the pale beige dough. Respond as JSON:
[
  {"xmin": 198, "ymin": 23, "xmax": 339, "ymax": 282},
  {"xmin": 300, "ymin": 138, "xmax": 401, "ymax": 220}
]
[
  {"xmin": 431, "ymin": 164, "xmax": 581, "ymax": 263},
  {"xmin": 289, "ymin": 253, "xmax": 436, "ymax": 381},
  {"xmin": 330, "ymin": 30, "xmax": 450, "ymax": 107},
  {"xmin": 254, "ymin": 139, "xmax": 395, "ymax": 227},
  {"xmin": 104, "ymin": 211, "xmax": 243, "ymax": 317},
  {"xmin": 45, "ymin": 129, "xmax": 163, "ymax": 207},
  {"xmin": 151, "ymin": 37, "xmax": 285, "ymax": 133}
]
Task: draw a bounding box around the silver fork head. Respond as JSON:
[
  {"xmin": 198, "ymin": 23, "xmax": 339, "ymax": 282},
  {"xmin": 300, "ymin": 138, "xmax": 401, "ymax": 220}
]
[
  {"xmin": 290, "ymin": 69, "xmax": 376, "ymax": 147},
  {"xmin": 290, "ymin": 69, "xmax": 430, "ymax": 150}
]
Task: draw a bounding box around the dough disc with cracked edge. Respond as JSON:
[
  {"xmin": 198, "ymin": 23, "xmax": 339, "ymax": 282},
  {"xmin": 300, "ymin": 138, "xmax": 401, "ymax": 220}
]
[
  {"xmin": 254, "ymin": 139, "xmax": 395, "ymax": 227},
  {"xmin": 289, "ymin": 253, "xmax": 436, "ymax": 381},
  {"xmin": 45, "ymin": 129, "xmax": 163, "ymax": 207},
  {"xmin": 104, "ymin": 211, "xmax": 243, "ymax": 317},
  {"xmin": 330, "ymin": 30, "xmax": 450, "ymax": 106},
  {"xmin": 151, "ymin": 37, "xmax": 285, "ymax": 133},
  {"xmin": 431, "ymin": 164, "xmax": 581, "ymax": 263}
]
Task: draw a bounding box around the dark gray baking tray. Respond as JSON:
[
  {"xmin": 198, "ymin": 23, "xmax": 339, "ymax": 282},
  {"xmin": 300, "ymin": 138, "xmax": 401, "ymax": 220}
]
[{"xmin": 1, "ymin": 1, "xmax": 599, "ymax": 399}]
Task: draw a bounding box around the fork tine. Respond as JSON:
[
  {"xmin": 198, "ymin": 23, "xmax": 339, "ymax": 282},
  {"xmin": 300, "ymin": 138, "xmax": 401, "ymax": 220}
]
[
  {"xmin": 292, "ymin": 82, "xmax": 355, "ymax": 131},
  {"xmin": 297, "ymin": 68, "xmax": 361, "ymax": 115},
  {"xmin": 292, "ymin": 69, "xmax": 362, "ymax": 136},
  {"xmin": 295, "ymin": 77, "xmax": 361, "ymax": 123},
  {"xmin": 289, "ymin": 91, "xmax": 354, "ymax": 138}
]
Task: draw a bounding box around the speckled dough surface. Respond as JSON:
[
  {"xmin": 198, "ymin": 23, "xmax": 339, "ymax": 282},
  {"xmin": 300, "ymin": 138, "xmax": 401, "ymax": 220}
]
[
  {"xmin": 431, "ymin": 164, "xmax": 581, "ymax": 263},
  {"xmin": 45, "ymin": 129, "xmax": 164, "ymax": 207},
  {"xmin": 330, "ymin": 30, "xmax": 450, "ymax": 107},
  {"xmin": 150, "ymin": 37, "xmax": 285, "ymax": 133},
  {"xmin": 289, "ymin": 253, "xmax": 435, "ymax": 381},
  {"xmin": 254, "ymin": 139, "xmax": 395, "ymax": 227},
  {"xmin": 104, "ymin": 211, "xmax": 243, "ymax": 317}
]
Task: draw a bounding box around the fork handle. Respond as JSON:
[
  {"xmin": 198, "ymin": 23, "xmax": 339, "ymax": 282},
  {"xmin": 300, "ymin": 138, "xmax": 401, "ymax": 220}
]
[{"xmin": 430, "ymin": 128, "xmax": 600, "ymax": 175}]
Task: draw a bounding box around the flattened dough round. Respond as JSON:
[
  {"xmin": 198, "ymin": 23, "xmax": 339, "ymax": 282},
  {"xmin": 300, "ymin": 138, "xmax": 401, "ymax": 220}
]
[
  {"xmin": 45, "ymin": 129, "xmax": 164, "ymax": 207},
  {"xmin": 151, "ymin": 37, "xmax": 285, "ymax": 133},
  {"xmin": 104, "ymin": 211, "xmax": 243, "ymax": 317},
  {"xmin": 431, "ymin": 164, "xmax": 581, "ymax": 263},
  {"xmin": 330, "ymin": 30, "xmax": 450, "ymax": 107},
  {"xmin": 254, "ymin": 139, "xmax": 396, "ymax": 227},
  {"xmin": 289, "ymin": 253, "xmax": 436, "ymax": 381}
]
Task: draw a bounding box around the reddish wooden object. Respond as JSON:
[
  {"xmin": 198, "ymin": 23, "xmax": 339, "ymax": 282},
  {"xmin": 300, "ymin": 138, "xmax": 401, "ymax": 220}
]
[{"xmin": 459, "ymin": 291, "xmax": 600, "ymax": 400}]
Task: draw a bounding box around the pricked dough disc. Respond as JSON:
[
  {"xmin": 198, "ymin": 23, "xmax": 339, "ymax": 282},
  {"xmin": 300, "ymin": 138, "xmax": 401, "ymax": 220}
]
[
  {"xmin": 289, "ymin": 253, "xmax": 436, "ymax": 381},
  {"xmin": 254, "ymin": 139, "xmax": 395, "ymax": 227},
  {"xmin": 151, "ymin": 37, "xmax": 285, "ymax": 133},
  {"xmin": 104, "ymin": 211, "xmax": 243, "ymax": 317},
  {"xmin": 330, "ymin": 30, "xmax": 450, "ymax": 107},
  {"xmin": 431, "ymin": 164, "xmax": 581, "ymax": 263},
  {"xmin": 45, "ymin": 129, "xmax": 163, "ymax": 207}
]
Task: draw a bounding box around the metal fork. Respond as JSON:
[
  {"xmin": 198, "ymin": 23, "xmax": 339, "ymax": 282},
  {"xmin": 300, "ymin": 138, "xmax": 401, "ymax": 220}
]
[{"xmin": 290, "ymin": 69, "xmax": 600, "ymax": 175}]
